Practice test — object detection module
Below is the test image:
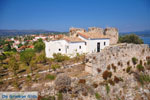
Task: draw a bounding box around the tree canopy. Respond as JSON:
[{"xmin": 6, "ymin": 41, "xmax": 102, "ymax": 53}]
[
  {"xmin": 34, "ymin": 39, "xmax": 45, "ymax": 52},
  {"xmin": 119, "ymin": 34, "xmax": 143, "ymax": 44},
  {"xmin": 3, "ymin": 44, "xmax": 11, "ymax": 51},
  {"xmin": 20, "ymin": 49, "xmax": 35, "ymax": 66},
  {"xmin": 9, "ymin": 56, "xmax": 19, "ymax": 76}
]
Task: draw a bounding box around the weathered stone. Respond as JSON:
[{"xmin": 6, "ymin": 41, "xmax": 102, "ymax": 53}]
[
  {"xmin": 54, "ymin": 74, "xmax": 71, "ymax": 92},
  {"xmin": 69, "ymin": 27, "xmax": 85, "ymax": 37},
  {"xmin": 104, "ymin": 27, "xmax": 118, "ymax": 44},
  {"xmin": 85, "ymin": 43, "xmax": 150, "ymax": 75},
  {"xmin": 88, "ymin": 27, "xmax": 103, "ymax": 34}
]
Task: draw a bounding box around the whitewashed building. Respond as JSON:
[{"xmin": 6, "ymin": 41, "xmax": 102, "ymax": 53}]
[{"xmin": 45, "ymin": 32, "xmax": 110, "ymax": 58}]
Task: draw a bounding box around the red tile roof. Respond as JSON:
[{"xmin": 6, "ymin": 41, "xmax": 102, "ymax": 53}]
[{"xmin": 63, "ymin": 36, "xmax": 85, "ymax": 42}]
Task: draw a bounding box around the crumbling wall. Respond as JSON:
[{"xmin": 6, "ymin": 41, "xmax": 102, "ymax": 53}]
[
  {"xmin": 88, "ymin": 27, "xmax": 103, "ymax": 34},
  {"xmin": 69, "ymin": 27, "xmax": 85, "ymax": 37},
  {"xmin": 85, "ymin": 43, "xmax": 150, "ymax": 75},
  {"xmin": 104, "ymin": 27, "xmax": 118, "ymax": 44}
]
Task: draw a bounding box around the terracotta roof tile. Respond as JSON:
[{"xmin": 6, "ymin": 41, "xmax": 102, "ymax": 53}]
[{"xmin": 63, "ymin": 36, "xmax": 85, "ymax": 42}]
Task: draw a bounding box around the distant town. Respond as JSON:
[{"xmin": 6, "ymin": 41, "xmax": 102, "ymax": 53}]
[{"xmin": 0, "ymin": 27, "xmax": 150, "ymax": 100}]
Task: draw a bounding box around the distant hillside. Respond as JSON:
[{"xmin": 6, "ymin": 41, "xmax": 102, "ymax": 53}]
[
  {"xmin": 120, "ymin": 30, "xmax": 150, "ymax": 37},
  {"xmin": 0, "ymin": 29, "xmax": 68, "ymax": 37}
]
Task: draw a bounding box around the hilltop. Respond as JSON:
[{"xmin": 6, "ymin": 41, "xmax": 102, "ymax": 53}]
[{"xmin": 0, "ymin": 29, "xmax": 68, "ymax": 37}]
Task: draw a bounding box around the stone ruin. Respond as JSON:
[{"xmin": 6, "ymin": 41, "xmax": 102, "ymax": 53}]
[
  {"xmin": 69, "ymin": 27, "xmax": 119, "ymax": 44},
  {"xmin": 69, "ymin": 27, "xmax": 85, "ymax": 37},
  {"xmin": 85, "ymin": 43, "xmax": 150, "ymax": 75},
  {"xmin": 104, "ymin": 27, "xmax": 118, "ymax": 44}
]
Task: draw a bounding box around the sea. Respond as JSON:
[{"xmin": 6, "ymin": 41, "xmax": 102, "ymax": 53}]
[{"xmin": 140, "ymin": 36, "xmax": 150, "ymax": 46}]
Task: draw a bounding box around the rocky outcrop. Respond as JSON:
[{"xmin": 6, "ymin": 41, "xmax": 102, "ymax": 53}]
[
  {"xmin": 85, "ymin": 43, "xmax": 150, "ymax": 75},
  {"xmin": 84, "ymin": 43, "xmax": 150, "ymax": 100}
]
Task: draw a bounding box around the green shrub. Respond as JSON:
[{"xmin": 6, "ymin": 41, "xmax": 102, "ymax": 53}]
[
  {"xmin": 57, "ymin": 93, "xmax": 63, "ymax": 100},
  {"xmin": 147, "ymin": 60, "xmax": 150, "ymax": 65},
  {"xmin": 27, "ymin": 75, "xmax": 32, "ymax": 81},
  {"xmin": 105, "ymin": 84, "xmax": 110, "ymax": 94},
  {"xmin": 118, "ymin": 34, "xmax": 143, "ymax": 44},
  {"xmin": 36, "ymin": 53, "xmax": 47, "ymax": 63},
  {"xmin": 132, "ymin": 57, "xmax": 138, "ymax": 65},
  {"xmin": 136, "ymin": 64, "xmax": 144, "ymax": 72},
  {"xmin": 45, "ymin": 74, "xmax": 56, "ymax": 80},
  {"xmin": 95, "ymin": 92, "xmax": 101, "ymax": 100},
  {"xmin": 126, "ymin": 66, "xmax": 132, "ymax": 73},
  {"xmin": 53, "ymin": 53, "xmax": 70, "ymax": 62},
  {"xmin": 138, "ymin": 74, "xmax": 150, "ymax": 86},
  {"xmin": 51, "ymin": 64, "xmax": 61, "ymax": 70}
]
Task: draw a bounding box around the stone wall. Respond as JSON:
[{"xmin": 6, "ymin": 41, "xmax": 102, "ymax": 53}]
[
  {"xmin": 104, "ymin": 27, "xmax": 118, "ymax": 45},
  {"xmin": 88, "ymin": 27, "xmax": 103, "ymax": 34},
  {"xmin": 85, "ymin": 43, "xmax": 150, "ymax": 75},
  {"xmin": 69, "ymin": 27, "xmax": 85, "ymax": 37}
]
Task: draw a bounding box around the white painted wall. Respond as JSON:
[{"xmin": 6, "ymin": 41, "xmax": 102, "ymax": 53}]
[
  {"xmin": 45, "ymin": 40, "xmax": 68, "ymax": 58},
  {"xmin": 45, "ymin": 35, "xmax": 110, "ymax": 58},
  {"xmin": 78, "ymin": 35, "xmax": 110, "ymax": 53},
  {"xmin": 67, "ymin": 42, "xmax": 86, "ymax": 57},
  {"xmin": 86, "ymin": 38, "xmax": 109, "ymax": 53}
]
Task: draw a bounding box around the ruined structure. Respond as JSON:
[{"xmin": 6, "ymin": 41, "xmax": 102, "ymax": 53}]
[
  {"xmin": 104, "ymin": 27, "xmax": 118, "ymax": 44},
  {"xmin": 69, "ymin": 27, "xmax": 85, "ymax": 37},
  {"xmin": 69, "ymin": 27, "xmax": 118, "ymax": 44},
  {"xmin": 85, "ymin": 43, "xmax": 150, "ymax": 75},
  {"xmin": 88, "ymin": 27, "xmax": 103, "ymax": 34}
]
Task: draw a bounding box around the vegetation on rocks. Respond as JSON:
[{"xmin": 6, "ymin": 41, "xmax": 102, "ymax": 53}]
[
  {"xmin": 45, "ymin": 74, "xmax": 56, "ymax": 80},
  {"xmin": 51, "ymin": 64, "xmax": 61, "ymax": 70},
  {"xmin": 105, "ymin": 84, "xmax": 110, "ymax": 94},
  {"xmin": 136, "ymin": 64, "xmax": 144, "ymax": 72},
  {"xmin": 36, "ymin": 52, "xmax": 47, "ymax": 63},
  {"xmin": 53, "ymin": 53, "xmax": 70, "ymax": 62},
  {"xmin": 126, "ymin": 66, "xmax": 132, "ymax": 73},
  {"xmin": 57, "ymin": 93, "xmax": 63, "ymax": 100},
  {"xmin": 132, "ymin": 57, "xmax": 138, "ymax": 65},
  {"xmin": 95, "ymin": 92, "xmax": 101, "ymax": 100},
  {"xmin": 119, "ymin": 34, "xmax": 143, "ymax": 44}
]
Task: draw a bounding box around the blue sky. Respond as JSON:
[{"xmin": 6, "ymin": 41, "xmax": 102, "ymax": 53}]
[{"xmin": 0, "ymin": 0, "xmax": 150, "ymax": 32}]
